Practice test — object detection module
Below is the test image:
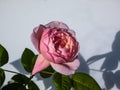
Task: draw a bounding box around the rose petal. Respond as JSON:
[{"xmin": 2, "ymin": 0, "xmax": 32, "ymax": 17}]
[
  {"xmin": 50, "ymin": 59, "xmax": 80, "ymax": 75},
  {"xmin": 68, "ymin": 29, "xmax": 76, "ymax": 37},
  {"xmin": 31, "ymin": 31, "xmax": 38, "ymax": 51},
  {"xmin": 64, "ymin": 59, "xmax": 80, "ymax": 70},
  {"xmin": 31, "ymin": 25, "xmax": 45, "ymax": 52},
  {"xmin": 32, "ymin": 54, "xmax": 50, "ymax": 75},
  {"xmin": 45, "ymin": 21, "xmax": 69, "ymax": 29}
]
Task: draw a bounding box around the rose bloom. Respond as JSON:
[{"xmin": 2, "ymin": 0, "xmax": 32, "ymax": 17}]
[{"xmin": 31, "ymin": 21, "xmax": 80, "ymax": 75}]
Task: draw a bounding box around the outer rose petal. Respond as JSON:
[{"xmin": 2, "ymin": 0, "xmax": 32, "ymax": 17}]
[
  {"xmin": 31, "ymin": 25, "xmax": 45, "ymax": 52},
  {"xmin": 31, "ymin": 29, "xmax": 38, "ymax": 51},
  {"xmin": 45, "ymin": 21, "xmax": 69, "ymax": 29},
  {"xmin": 32, "ymin": 54, "xmax": 50, "ymax": 75},
  {"xmin": 68, "ymin": 29, "xmax": 76, "ymax": 37},
  {"xmin": 50, "ymin": 59, "xmax": 80, "ymax": 75}
]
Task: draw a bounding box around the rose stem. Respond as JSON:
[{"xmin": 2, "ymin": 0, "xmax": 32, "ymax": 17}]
[{"xmin": 2, "ymin": 68, "xmax": 20, "ymax": 74}]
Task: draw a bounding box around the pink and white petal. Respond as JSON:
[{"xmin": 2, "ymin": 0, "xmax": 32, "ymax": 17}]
[
  {"xmin": 64, "ymin": 59, "xmax": 80, "ymax": 70},
  {"xmin": 50, "ymin": 59, "xmax": 80, "ymax": 75},
  {"xmin": 45, "ymin": 21, "xmax": 69, "ymax": 29},
  {"xmin": 35, "ymin": 25, "xmax": 45, "ymax": 40},
  {"xmin": 50, "ymin": 63, "xmax": 74, "ymax": 75},
  {"xmin": 32, "ymin": 54, "xmax": 50, "ymax": 75},
  {"xmin": 31, "ymin": 25, "xmax": 45, "ymax": 51},
  {"xmin": 31, "ymin": 31, "xmax": 39, "ymax": 51}
]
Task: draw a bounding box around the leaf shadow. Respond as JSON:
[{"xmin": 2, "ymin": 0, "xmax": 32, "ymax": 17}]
[
  {"xmin": 10, "ymin": 58, "xmax": 28, "ymax": 74},
  {"xmin": 35, "ymin": 74, "xmax": 55, "ymax": 90},
  {"xmin": 87, "ymin": 31, "xmax": 120, "ymax": 89}
]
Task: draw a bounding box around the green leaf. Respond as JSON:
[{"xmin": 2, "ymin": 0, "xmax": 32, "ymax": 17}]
[
  {"xmin": 21, "ymin": 48, "xmax": 36, "ymax": 72},
  {"xmin": 0, "ymin": 68, "xmax": 5, "ymax": 88},
  {"xmin": 12, "ymin": 74, "xmax": 29, "ymax": 84},
  {"xmin": 12, "ymin": 74, "xmax": 39, "ymax": 90},
  {"xmin": 52, "ymin": 73, "xmax": 72, "ymax": 90},
  {"xmin": 72, "ymin": 72, "xmax": 101, "ymax": 90},
  {"xmin": 31, "ymin": 55, "xmax": 38, "ymax": 71},
  {"xmin": 40, "ymin": 66, "xmax": 54, "ymax": 78},
  {"xmin": 28, "ymin": 81, "xmax": 39, "ymax": 90},
  {"xmin": 0, "ymin": 44, "xmax": 9, "ymax": 67},
  {"xmin": 1, "ymin": 83, "xmax": 26, "ymax": 90}
]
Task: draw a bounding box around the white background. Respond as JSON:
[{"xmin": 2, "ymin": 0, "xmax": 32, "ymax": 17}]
[{"xmin": 0, "ymin": 0, "xmax": 120, "ymax": 90}]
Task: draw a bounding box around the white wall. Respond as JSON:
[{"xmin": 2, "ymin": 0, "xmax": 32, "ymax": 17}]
[{"xmin": 0, "ymin": 0, "xmax": 120, "ymax": 90}]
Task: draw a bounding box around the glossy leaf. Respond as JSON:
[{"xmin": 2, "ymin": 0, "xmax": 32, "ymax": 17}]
[
  {"xmin": 52, "ymin": 73, "xmax": 72, "ymax": 90},
  {"xmin": 21, "ymin": 48, "xmax": 36, "ymax": 72},
  {"xmin": 1, "ymin": 83, "xmax": 26, "ymax": 90},
  {"xmin": 72, "ymin": 72, "xmax": 101, "ymax": 90},
  {"xmin": 12, "ymin": 74, "xmax": 39, "ymax": 90},
  {"xmin": 12, "ymin": 74, "xmax": 29, "ymax": 84},
  {"xmin": 40, "ymin": 66, "xmax": 54, "ymax": 78},
  {"xmin": 0, "ymin": 44, "xmax": 9, "ymax": 67},
  {"xmin": 31, "ymin": 55, "xmax": 38, "ymax": 71},
  {"xmin": 0, "ymin": 68, "xmax": 5, "ymax": 88},
  {"xmin": 28, "ymin": 81, "xmax": 39, "ymax": 90}
]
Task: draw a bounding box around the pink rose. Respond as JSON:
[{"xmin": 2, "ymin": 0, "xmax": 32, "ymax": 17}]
[{"xmin": 31, "ymin": 21, "xmax": 80, "ymax": 75}]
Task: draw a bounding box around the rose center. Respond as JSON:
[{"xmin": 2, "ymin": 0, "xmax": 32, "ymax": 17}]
[
  {"xmin": 52, "ymin": 31, "xmax": 72, "ymax": 53},
  {"xmin": 53, "ymin": 35, "xmax": 66, "ymax": 48}
]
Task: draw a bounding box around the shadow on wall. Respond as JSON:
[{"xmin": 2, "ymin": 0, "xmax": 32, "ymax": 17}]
[
  {"xmin": 87, "ymin": 31, "xmax": 120, "ymax": 90},
  {"xmin": 77, "ymin": 53, "xmax": 89, "ymax": 74},
  {"xmin": 11, "ymin": 59, "xmax": 28, "ymax": 74},
  {"xmin": 10, "ymin": 53, "xmax": 89, "ymax": 90}
]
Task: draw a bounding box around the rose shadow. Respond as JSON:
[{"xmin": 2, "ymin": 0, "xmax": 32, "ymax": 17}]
[{"xmin": 76, "ymin": 53, "xmax": 89, "ymax": 74}]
